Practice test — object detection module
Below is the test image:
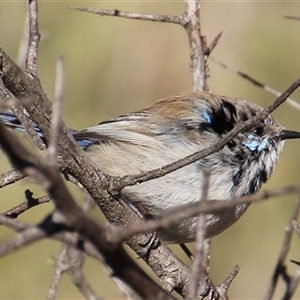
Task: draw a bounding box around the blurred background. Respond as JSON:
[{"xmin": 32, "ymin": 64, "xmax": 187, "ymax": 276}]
[{"xmin": 1, "ymin": 1, "xmax": 300, "ymax": 299}]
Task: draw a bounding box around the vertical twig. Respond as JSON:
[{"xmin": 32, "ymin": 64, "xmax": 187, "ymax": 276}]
[
  {"xmin": 17, "ymin": 11, "xmax": 29, "ymax": 68},
  {"xmin": 26, "ymin": 0, "xmax": 40, "ymax": 74},
  {"xmin": 184, "ymin": 0, "xmax": 207, "ymax": 92},
  {"xmin": 47, "ymin": 244, "xmax": 70, "ymax": 300},
  {"xmin": 186, "ymin": 169, "xmax": 210, "ymax": 300},
  {"xmin": 67, "ymin": 196, "xmax": 101, "ymax": 300},
  {"xmin": 202, "ymin": 238, "xmax": 211, "ymax": 272},
  {"xmin": 48, "ymin": 56, "xmax": 64, "ymax": 164}
]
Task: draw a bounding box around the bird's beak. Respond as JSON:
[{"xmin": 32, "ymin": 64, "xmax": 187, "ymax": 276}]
[{"xmin": 280, "ymin": 130, "xmax": 300, "ymax": 140}]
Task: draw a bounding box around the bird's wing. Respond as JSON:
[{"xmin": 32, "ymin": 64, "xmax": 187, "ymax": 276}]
[{"xmin": 74, "ymin": 111, "xmax": 164, "ymax": 147}]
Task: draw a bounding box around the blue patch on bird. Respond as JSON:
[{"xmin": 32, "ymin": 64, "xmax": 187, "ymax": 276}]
[
  {"xmin": 258, "ymin": 139, "xmax": 268, "ymax": 151},
  {"xmin": 242, "ymin": 135, "xmax": 269, "ymax": 151},
  {"xmin": 203, "ymin": 110, "xmax": 212, "ymax": 123},
  {"xmin": 77, "ymin": 139, "xmax": 95, "ymax": 148},
  {"xmin": 242, "ymin": 140, "xmax": 260, "ymax": 151}
]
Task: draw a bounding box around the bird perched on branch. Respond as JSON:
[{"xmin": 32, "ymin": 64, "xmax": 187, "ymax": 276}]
[{"xmin": 1, "ymin": 92, "xmax": 300, "ymax": 243}]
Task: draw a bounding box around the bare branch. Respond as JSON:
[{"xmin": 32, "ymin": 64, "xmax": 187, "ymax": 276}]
[
  {"xmin": 217, "ymin": 264, "xmax": 240, "ymax": 297},
  {"xmin": 0, "ymin": 169, "xmax": 25, "ymax": 188},
  {"xmin": 284, "ymin": 16, "xmax": 300, "ymax": 21},
  {"xmin": 26, "ymin": 0, "xmax": 40, "ymax": 74},
  {"xmin": 47, "ymin": 244, "xmax": 70, "ymax": 300},
  {"xmin": 67, "ymin": 236, "xmax": 102, "ymax": 300},
  {"xmin": 0, "ymin": 121, "xmax": 172, "ymax": 299},
  {"xmin": 210, "ymin": 56, "xmax": 300, "ymax": 111},
  {"xmin": 0, "ymin": 79, "xmax": 45, "ymax": 149},
  {"xmin": 187, "ymin": 169, "xmax": 210, "ymax": 300},
  {"xmin": 282, "ymin": 267, "xmax": 300, "ymax": 300},
  {"xmin": 69, "ymin": 7, "xmax": 183, "ymax": 24},
  {"xmin": 48, "ymin": 195, "xmax": 101, "ymax": 300},
  {"xmin": 17, "ymin": 11, "xmax": 29, "ymax": 68},
  {"xmin": 70, "ymin": 2, "xmax": 208, "ymax": 92},
  {"xmin": 184, "ymin": 0, "xmax": 207, "ymax": 91},
  {"xmin": 264, "ymin": 196, "xmax": 300, "ymax": 300},
  {"xmin": 206, "ymin": 32, "xmax": 223, "ymax": 56},
  {"xmin": 111, "ymin": 184, "xmax": 300, "ymax": 245},
  {"xmin": 111, "ymin": 78, "xmax": 300, "ymax": 194},
  {"xmin": 202, "ymin": 239, "xmax": 211, "ymax": 273},
  {"xmin": 0, "ymin": 47, "xmax": 200, "ymax": 298},
  {"xmin": 48, "ymin": 56, "xmax": 64, "ymax": 164},
  {"xmin": 4, "ymin": 191, "xmax": 51, "ymax": 218},
  {"xmin": 0, "ymin": 214, "xmax": 103, "ymax": 261},
  {"xmin": 292, "ymin": 220, "xmax": 300, "ymax": 238}
]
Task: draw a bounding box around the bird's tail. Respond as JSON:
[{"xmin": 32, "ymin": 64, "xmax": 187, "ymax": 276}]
[
  {"xmin": 0, "ymin": 111, "xmax": 44, "ymax": 136},
  {"xmin": 0, "ymin": 111, "xmax": 95, "ymax": 148}
]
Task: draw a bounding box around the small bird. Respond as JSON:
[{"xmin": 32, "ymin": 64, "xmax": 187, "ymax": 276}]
[{"xmin": 1, "ymin": 92, "xmax": 300, "ymax": 243}]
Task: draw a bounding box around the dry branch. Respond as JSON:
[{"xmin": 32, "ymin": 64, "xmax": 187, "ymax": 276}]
[{"xmin": 0, "ymin": 118, "xmax": 170, "ymax": 299}]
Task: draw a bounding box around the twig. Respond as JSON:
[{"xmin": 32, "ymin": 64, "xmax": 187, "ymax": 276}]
[
  {"xmin": 210, "ymin": 56, "xmax": 300, "ymax": 111},
  {"xmin": 217, "ymin": 264, "xmax": 240, "ymax": 298},
  {"xmin": 282, "ymin": 267, "xmax": 300, "ymax": 300},
  {"xmin": 48, "ymin": 56, "xmax": 64, "ymax": 164},
  {"xmin": 206, "ymin": 32, "xmax": 223, "ymax": 56},
  {"xmin": 0, "ymin": 214, "xmax": 103, "ymax": 261},
  {"xmin": 0, "ymin": 47, "xmax": 198, "ymax": 299},
  {"xmin": 0, "ymin": 122, "xmax": 170, "ymax": 300},
  {"xmin": 187, "ymin": 169, "xmax": 210, "ymax": 300},
  {"xmin": 111, "ymin": 78, "xmax": 300, "ymax": 194},
  {"xmin": 0, "ymin": 78, "xmax": 45, "ymax": 149},
  {"xmin": 0, "ymin": 169, "xmax": 25, "ymax": 188},
  {"xmin": 111, "ymin": 184, "xmax": 300, "ymax": 245},
  {"xmin": 47, "ymin": 244, "xmax": 70, "ymax": 300},
  {"xmin": 70, "ymin": 7, "xmax": 183, "ymax": 24},
  {"xmin": 292, "ymin": 220, "xmax": 300, "ymax": 238},
  {"xmin": 17, "ymin": 10, "xmax": 29, "ymax": 68},
  {"xmin": 66, "ymin": 195, "xmax": 101, "ymax": 300},
  {"xmin": 70, "ymin": 2, "xmax": 208, "ymax": 91},
  {"xmin": 264, "ymin": 196, "xmax": 300, "ymax": 300},
  {"xmin": 202, "ymin": 239, "xmax": 211, "ymax": 273},
  {"xmin": 67, "ymin": 234, "xmax": 102, "ymax": 300},
  {"xmin": 184, "ymin": 0, "xmax": 207, "ymax": 91},
  {"xmin": 284, "ymin": 16, "xmax": 300, "ymax": 21},
  {"xmin": 26, "ymin": 0, "xmax": 40, "ymax": 74},
  {"xmin": 4, "ymin": 191, "xmax": 51, "ymax": 219},
  {"xmin": 0, "ymin": 218, "xmax": 53, "ymax": 254}
]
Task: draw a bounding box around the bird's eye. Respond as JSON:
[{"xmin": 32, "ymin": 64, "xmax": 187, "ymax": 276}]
[{"xmin": 254, "ymin": 127, "xmax": 264, "ymax": 136}]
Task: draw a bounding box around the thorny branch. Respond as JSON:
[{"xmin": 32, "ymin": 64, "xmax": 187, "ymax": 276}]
[
  {"xmin": 71, "ymin": 0, "xmax": 212, "ymax": 92},
  {"xmin": 107, "ymin": 184, "xmax": 300, "ymax": 245},
  {"xmin": 0, "ymin": 0, "xmax": 221, "ymax": 297},
  {"xmin": 110, "ymin": 78, "xmax": 300, "ymax": 194},
  {"xmin": 1, "ymin": 1, "xmax": 300, "ymax": 299},
  {"xmin": 264, "ymin": 196, "xmax": 300, "ymax": 300},
  {"xmin": 187, "ymin": 169, "xmax": 210, "ymax": 300},
  {"xmin": 210, "ymin": 56, "xmax": 300, "ymax": 111},
  {"xmin": 0, "ymin": 119, "xmax": 171, "ymax": 300},
  {"xmin": 0, "ymin": 47, "xmax": 200, "ymax": 297},
  {"xmin": 47, "ymin": 196, "xmax": 100, "ymax": 300}
]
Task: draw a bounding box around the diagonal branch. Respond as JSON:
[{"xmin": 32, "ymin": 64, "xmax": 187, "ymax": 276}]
[
  {"xmin": 0, "ymin": 46, "xmax": 215, "ymax": 298},
  {"xmin": 110, "ymin": 78, "xmax": 300, "ymax": 194},
  {"xmin": 70, "ymin": 7, "xmax": 183, "ymax": 24},
  {"xmin": 264, "ymin": 196, "xmax": 300, "ymax": 300},
  {"xmin": 0, "ymin": 120, "xmax": 171, "ymax": 300}
]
